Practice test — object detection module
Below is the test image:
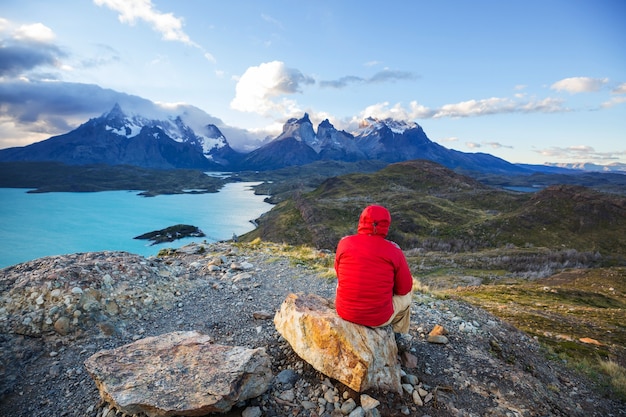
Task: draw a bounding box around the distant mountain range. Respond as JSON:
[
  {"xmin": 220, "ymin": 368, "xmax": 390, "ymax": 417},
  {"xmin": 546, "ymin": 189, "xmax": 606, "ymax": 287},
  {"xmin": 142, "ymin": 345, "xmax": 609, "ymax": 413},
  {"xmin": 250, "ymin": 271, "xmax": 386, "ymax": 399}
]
[
  {"xmin": 0, "ymin": 104, "xmax": 622, "ymax": 175},
  {"xmin": 542, "ymin": 162, "xmax": 626, "ymax": 173}
]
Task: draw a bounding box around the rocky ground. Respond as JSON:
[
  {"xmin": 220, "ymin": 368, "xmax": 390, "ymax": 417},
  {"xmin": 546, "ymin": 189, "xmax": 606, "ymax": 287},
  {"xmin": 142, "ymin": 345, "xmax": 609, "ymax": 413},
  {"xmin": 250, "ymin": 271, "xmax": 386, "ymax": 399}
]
[{"xmin": 1, "ymin": 241, "xmax": 624, "ymax": 417}]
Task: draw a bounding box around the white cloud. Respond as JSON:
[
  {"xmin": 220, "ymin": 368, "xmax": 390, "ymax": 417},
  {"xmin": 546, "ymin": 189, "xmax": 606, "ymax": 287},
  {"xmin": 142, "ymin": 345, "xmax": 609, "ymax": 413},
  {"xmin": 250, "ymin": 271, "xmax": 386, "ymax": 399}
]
[
  {"xmin": 550, "ymin": 77, "xmax": 608, "ymax": 93},
  {"xmin": 519, "ymin": 97, "xmax": 565, "ymax": 113},
  {"xmin": 94, "ymin": 0, "xmax": 195, "ymax": 46},
  {"xmin": 536, "ymin": 145, "xmax": 625, "ymax": 162},
  {"xmin": 0, "ymin": 19, "xmax": 66, "ymax": 78},
  {"xmin": 601, "ymin": 96, "xmax": 626, "ymax": 108},
  {"xmin": 440, "ymin": 137, "xmax": 459, "ymax": 143},
  {"xmin": 434, "ymin": 97, "xmax": 517, "ymax": 118},
  {"xmin": 261, "ymin": 13, "xmax": 283, "ymax": 29},
  {"xmin": 612, "ymin": 82, "xmax": 626, "ymax": 94},
  {"xmin": 320, "ymin": 69, "xmax": 416, "ymax": 89},
  {"xmin": 204, "ymin": 52, "xmax": 216, "ymax": 63},
  {"xmin": 230, "ymin": 61, "xmax": 314, "ymax": 117},
  {"xmin": 351, "ymin": 95, "xmax": 568, "ymax": 124},
  {"xmin": 14, "ymin": 23, "xmax": 55, "ymax": 43},
  {"xmin": 484, "ymin": 141, "xmax": 513, "ymax": 149},
  {"xmin": 357, "ymin": 101, "xmax": 433, "ymax": 121},
  {"xmin": 0, "ymin": 17, "xmax": 10, "ymax": 32}
]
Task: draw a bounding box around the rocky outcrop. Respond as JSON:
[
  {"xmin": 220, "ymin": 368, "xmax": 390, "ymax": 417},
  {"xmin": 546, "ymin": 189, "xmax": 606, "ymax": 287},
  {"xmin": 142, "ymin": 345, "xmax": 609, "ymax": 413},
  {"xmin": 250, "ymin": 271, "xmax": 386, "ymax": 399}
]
[
  {"xmin": 2, "ymin": 243, "xmax": 624, "ymax": 417},
  {"xmin": 273, "ymin": 293, "xmax": 402, "ymax": 393},
  {"xmin": 84, "ymin": 331, "xmax": 272, "ymax": 416},
  {"xmin": 133, "ymin": 224, "xmax": 205, "ymax": 245}
]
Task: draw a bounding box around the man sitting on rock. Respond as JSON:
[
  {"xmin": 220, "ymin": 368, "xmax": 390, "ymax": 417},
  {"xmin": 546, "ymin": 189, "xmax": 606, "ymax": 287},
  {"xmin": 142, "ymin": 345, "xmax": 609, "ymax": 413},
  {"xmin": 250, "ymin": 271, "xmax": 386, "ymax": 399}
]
[{"xmin": 334, "ymin": 205, "xmax": 413, "ymax": 346}]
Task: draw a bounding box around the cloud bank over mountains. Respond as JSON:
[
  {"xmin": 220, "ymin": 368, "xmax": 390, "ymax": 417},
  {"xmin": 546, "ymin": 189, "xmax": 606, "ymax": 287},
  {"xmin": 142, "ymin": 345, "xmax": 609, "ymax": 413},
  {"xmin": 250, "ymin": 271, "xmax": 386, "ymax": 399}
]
[{"xmin": 0, "ymin": 1, "xmax": 624, "ymax": 165}]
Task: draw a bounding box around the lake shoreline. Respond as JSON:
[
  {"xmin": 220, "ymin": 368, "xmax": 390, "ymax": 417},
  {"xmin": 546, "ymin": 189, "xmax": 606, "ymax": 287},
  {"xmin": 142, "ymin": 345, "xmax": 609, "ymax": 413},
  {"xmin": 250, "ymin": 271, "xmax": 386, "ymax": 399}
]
[{"xmin": 0, "ymin": 182, "xmax": 273, "ymax": 268}]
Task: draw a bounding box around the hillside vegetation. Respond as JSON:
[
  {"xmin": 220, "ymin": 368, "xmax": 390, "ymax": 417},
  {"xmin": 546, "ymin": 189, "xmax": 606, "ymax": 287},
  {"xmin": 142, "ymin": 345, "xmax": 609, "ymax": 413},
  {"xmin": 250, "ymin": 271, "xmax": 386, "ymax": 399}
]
[
  {"xmin": 241, "ymin": 160, "xmax": 626, "ymax": 263},
  {"xmin": 0, "ymin": 161, "xmax": 224, "ymax": 195}
]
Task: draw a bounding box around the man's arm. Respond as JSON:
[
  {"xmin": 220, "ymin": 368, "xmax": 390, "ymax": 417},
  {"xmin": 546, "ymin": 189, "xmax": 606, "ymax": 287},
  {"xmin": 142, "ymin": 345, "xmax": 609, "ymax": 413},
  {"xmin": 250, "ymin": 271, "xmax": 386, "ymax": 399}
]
[{"xmin": 393, "ymin": 252, "xmax": 413, "ymax": 296}]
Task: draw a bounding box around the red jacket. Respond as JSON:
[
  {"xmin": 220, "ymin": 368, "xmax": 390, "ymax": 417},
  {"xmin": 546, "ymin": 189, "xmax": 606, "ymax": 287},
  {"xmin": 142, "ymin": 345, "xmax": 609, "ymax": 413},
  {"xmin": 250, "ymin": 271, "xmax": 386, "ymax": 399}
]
[{"xmin": 334, "ymin": 205, "xmax": 413, "ymax": 327}]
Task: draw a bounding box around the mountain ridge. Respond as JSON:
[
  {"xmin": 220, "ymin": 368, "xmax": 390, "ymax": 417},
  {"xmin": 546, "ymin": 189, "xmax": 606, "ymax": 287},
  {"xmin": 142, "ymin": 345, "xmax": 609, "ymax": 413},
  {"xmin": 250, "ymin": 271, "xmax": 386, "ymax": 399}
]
[
  {"xmin": 0, "ymin": 104, "xmax": 560, "ymax": 175},
  {"xmin": 0, "ymin": 104, "xmax": 243, "ymax": 170}
]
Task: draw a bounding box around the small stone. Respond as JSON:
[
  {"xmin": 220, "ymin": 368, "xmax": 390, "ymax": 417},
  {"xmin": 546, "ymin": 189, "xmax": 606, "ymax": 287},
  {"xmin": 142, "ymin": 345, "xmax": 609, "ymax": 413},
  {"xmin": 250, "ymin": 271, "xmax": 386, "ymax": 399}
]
[
  {"xmin": 341, "ymin": 398, "xmax": 357, "ymax": 414},
  {"xmin": 208, "ymin": 257, "xmax": 222, "ymax": 265},
  {"xmin": 402, "ymin": 373, "xmax": 419, "ymax": 385},
  {"xmin": 242, "ymin": 406, "xmax": 262, "ymax": 417},
  {"xmin": 360, "ymin": 394, "xmax": 379, "ymax": 411},
  {"xmin": 412, "ymin": 389, "xmax": 423, "ymax": 406},
  {"xmin": 323, "ymin": 388, "xmax": 336, "ymax": 403},
  {"xmin": 400, "ymin": 351, "xmax": 418, "ymax": 368},
  {"xmin": 579, "ymin": 337, "xmax": 603, "ymax": 346},
  {"xmin": 301, "ymin": 400, "xmax": 317, "ymax": 410},
  {"xmin": 428, "ymin": 324, "xmax": 447, "ymax": 336},
  {"xmin": 252, "ymin": 311, "xmax": 273, "ymax": 320},
  {"xmin": 275, "ymin": 369, "xmax": 299, "ymax": 385},
  {"xmin": 349, "ymin": 406, "xmax": 365, "ymax": 417},
  {"xmin": 98, "ymin": 322, "xmax": 119, "ymax": 336},
  {"xmin": 54, "ymin": 317, "xmax": 70, "ymax": 335},
  {"xmin": 278, "ymin": 389, "xmax": 295, "ymax": 402},
  {"xmin": 427, "ymin": 335, "xmax": 449, "ymax": 344},
  {"xmin": 232, "ymin": 272, "xmax": 252, "ymax": 282},
  {"xmin": 104, "ymin": 299, "xmax": 119, "ymax": 315}
]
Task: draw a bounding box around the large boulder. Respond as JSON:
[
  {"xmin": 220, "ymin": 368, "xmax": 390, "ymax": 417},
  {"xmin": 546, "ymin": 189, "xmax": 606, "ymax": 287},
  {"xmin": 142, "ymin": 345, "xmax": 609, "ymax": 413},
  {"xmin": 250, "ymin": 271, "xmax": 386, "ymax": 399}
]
[
  {"xmin": 84, "ymin": 331, "xmax": 272, "ymax": 416},
  {"xmin": 274, "ymin": 293, "xmax": 402, "ymax": 393}
]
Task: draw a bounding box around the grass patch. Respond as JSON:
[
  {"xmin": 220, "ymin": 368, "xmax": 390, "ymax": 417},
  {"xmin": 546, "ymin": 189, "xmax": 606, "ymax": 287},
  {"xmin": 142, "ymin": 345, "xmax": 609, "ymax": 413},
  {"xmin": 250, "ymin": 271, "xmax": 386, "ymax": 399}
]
[
  {"xmin": 445, "ymin": 267, "xmax": 626, "ymax": 400},
  {"xmin": 598, "ymin": 359, "xmax": 626, "ymax": 401},
  {"xmin": 236, "ymin": 239, "xmax": 336, "ymax": 277}
]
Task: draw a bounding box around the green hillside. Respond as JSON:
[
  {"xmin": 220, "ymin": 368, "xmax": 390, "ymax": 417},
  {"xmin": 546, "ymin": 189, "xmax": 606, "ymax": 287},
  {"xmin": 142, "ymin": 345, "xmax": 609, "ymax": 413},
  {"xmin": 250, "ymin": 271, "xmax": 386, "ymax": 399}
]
[{"xmin": 241, "ymin": 160, "xmax": 626, "ymax": 263}]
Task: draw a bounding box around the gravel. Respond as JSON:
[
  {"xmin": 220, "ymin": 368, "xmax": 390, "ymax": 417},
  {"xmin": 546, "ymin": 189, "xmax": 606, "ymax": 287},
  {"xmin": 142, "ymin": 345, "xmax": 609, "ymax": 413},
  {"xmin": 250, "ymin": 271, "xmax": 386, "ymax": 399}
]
[{"xmin": 1, "ymin": 241, "xmax": 624, "ymax": 417}]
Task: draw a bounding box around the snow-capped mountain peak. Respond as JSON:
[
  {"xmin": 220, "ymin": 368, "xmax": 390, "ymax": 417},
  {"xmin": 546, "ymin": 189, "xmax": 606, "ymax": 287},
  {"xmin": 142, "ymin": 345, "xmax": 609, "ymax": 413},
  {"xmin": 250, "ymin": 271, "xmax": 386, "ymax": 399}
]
[
  {"xmin": 102, "ymin": 103, "xmax": 148, "ymax": 138},
  {"xmin": 99, "ymin": 103, "xmax": 228, "ymax": 159},
  {"xmin": 353, "ymin": 117, "xmax": 419, "ymax": 137}
]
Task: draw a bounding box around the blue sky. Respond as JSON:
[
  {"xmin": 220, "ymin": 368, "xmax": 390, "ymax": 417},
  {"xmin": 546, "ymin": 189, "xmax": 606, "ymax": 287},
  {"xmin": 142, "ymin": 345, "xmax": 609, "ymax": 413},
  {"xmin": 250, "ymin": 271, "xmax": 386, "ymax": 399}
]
[{"xmin": 1, "ymin": 0, "xmax": 624, "ymax": 165}]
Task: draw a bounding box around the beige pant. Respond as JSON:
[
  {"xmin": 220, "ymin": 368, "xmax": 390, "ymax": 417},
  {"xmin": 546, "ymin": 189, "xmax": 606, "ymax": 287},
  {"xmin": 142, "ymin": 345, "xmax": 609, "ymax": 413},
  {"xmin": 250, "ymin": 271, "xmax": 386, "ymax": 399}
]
[{"xmin": 377, "ymin": 292, "xmax": 412, "ymax": 333}]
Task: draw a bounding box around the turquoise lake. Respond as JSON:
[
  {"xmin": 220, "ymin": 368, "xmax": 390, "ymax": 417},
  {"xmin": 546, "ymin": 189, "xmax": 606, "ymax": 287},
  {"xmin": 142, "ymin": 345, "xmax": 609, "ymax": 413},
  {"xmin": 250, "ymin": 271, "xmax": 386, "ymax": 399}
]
[{"xmin": 0, "ymin": 182, "xmax": 273, "ymax": 269}]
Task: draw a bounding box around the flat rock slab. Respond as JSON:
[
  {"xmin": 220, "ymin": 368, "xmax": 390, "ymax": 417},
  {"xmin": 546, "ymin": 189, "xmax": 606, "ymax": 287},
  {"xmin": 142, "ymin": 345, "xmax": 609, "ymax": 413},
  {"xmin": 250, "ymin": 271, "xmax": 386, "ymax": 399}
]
[{"xmin": 84, "ymin": 331, "xmax": 272, "ymax": 416}]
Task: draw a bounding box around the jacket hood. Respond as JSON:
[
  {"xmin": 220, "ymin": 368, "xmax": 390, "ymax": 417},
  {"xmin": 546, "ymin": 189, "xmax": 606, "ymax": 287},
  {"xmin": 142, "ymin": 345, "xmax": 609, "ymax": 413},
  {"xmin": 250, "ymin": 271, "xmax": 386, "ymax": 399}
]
[{"xmin": 357, "ymin": 205, "xmax": 391, "ymax": 237}]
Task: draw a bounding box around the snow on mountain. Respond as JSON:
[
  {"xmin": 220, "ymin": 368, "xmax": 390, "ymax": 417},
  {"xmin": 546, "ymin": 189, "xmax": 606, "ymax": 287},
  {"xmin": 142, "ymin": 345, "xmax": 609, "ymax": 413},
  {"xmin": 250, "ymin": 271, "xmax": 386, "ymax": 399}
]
[
  {"xmin": 352, "ymin": 117, "xmax": 418, "ymax": 137},
  {"xmin": 544, "ymin": 162, "xmax": 626, "ymax": 173},
  {"xmin": 101, "ymin": 103, "xmax": 228, "ymax": 161},
  {"xmin": 276, "ymin": 113, "xmax": 318, "ymax": 150}
]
